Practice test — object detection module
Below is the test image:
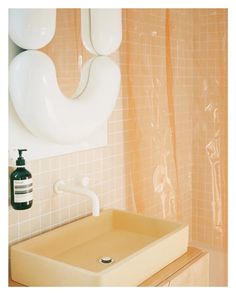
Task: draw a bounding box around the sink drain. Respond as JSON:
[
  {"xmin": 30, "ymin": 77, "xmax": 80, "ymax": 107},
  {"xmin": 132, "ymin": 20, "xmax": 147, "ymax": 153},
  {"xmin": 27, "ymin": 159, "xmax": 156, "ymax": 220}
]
[{"xmin": 98, "ymin": 256, "xmax": 114, "ymax": 265}]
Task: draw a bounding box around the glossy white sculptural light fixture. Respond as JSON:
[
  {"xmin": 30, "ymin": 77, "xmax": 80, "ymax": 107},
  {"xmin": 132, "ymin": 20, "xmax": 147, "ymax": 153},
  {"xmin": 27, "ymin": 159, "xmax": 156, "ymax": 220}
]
[{"xmin": 9, "ymin": 9, "xmax": 122, "ymax": 144}]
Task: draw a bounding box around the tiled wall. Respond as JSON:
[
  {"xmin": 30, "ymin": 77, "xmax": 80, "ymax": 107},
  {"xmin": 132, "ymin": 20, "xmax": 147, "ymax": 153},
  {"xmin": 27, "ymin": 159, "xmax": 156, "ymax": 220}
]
[
  {"xmin": 9, "ymin": 101, "xmax": 126, "ymax": 244},
  {"xmin": 120, "ymin": 9, "xmax": 227, "ymax": 252},
  {"xmin": 121, "ymin": 9, "xmax": 194, "ymax": 234},
  {"xmin": 167, "ymin": 9, "xmax": 194, "ymax": 230},
  {"xmin": 9, "ymin": 95, "xmax": 126, "ymax": 244},
  {"xmin": 192, "ymin": 9, "xmax": 227, "ymax": 250}
]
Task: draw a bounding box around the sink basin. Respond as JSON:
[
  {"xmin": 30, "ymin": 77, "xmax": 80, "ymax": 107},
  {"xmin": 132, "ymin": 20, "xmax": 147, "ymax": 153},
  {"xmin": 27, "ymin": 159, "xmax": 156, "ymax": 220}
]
[{"xmin": 11, "ymin": 209, "xmax": 188, "ymax": 286}]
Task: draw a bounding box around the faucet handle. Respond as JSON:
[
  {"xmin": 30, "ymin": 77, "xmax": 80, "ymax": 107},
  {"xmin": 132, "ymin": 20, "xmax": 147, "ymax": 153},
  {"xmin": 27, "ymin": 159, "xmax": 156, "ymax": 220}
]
[{"xmin": 81, "ymin": 176, "xmax": 90, "ymax": 187}]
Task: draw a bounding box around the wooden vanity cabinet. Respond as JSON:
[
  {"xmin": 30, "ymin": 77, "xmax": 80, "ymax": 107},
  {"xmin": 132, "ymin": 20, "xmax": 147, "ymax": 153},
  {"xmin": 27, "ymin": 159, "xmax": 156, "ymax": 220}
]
[{"xmin": 140, "ymin": 247, "xmax": 209, "ymax": 287}]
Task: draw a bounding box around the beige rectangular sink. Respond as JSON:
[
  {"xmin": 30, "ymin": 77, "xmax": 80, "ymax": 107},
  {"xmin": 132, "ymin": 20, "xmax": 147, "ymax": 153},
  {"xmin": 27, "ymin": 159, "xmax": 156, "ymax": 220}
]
[{"xmin": 11, "ymin": 209, "xmax": 188, "ymax": 286}]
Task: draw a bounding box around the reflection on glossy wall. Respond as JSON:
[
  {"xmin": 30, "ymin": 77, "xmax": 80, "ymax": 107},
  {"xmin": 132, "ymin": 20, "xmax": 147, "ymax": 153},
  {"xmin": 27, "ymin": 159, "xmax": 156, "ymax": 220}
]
[{"xmin": 8, "ymin": 8, "xmax": 227, "ymax": 286}]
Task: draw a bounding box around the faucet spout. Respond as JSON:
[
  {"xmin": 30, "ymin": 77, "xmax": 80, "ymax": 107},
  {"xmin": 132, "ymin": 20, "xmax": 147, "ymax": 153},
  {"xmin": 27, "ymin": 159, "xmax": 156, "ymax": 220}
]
[{"xmin": 54, "ymin": 180, "xmax": 100, "ymax": 217}]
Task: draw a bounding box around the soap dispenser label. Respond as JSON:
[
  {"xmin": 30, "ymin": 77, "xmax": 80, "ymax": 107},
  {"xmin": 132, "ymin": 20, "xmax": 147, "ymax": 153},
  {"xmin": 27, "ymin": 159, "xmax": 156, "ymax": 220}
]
[{"xmin": 13, "ymin": 179, "xmax": 33, "ymax": 203}]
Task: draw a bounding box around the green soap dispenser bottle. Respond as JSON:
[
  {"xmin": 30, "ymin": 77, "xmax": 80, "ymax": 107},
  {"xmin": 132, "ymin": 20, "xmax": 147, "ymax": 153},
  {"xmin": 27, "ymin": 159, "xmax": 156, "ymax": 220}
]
[{"xmin": 10, "ymin": 149, "xmax": 33, "ymax": 210}]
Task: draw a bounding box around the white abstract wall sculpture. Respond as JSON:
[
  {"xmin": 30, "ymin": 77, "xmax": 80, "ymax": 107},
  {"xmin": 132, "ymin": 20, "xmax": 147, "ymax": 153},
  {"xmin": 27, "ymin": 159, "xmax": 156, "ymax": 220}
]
[
  {"xmin": 9, "ymin": 51, "xmax": 120, "ymax": 144},
  {"xmin": 81, "ymin": 9, "xmax": 122, "ymax": 55},
  {"xmin": 9, "ymin": 9, "xmax": 122, "ymax": 145},
  {"xmin": 9, "ymin": 9, "xmax": 56, "ymax": 49}
]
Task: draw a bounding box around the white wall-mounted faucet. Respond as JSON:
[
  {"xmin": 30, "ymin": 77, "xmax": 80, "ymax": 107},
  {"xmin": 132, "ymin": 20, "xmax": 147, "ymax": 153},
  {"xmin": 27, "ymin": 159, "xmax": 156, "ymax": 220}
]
[{"xmin": 54, "ymin": 177, "xmax": 100, "ymax": 217}]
